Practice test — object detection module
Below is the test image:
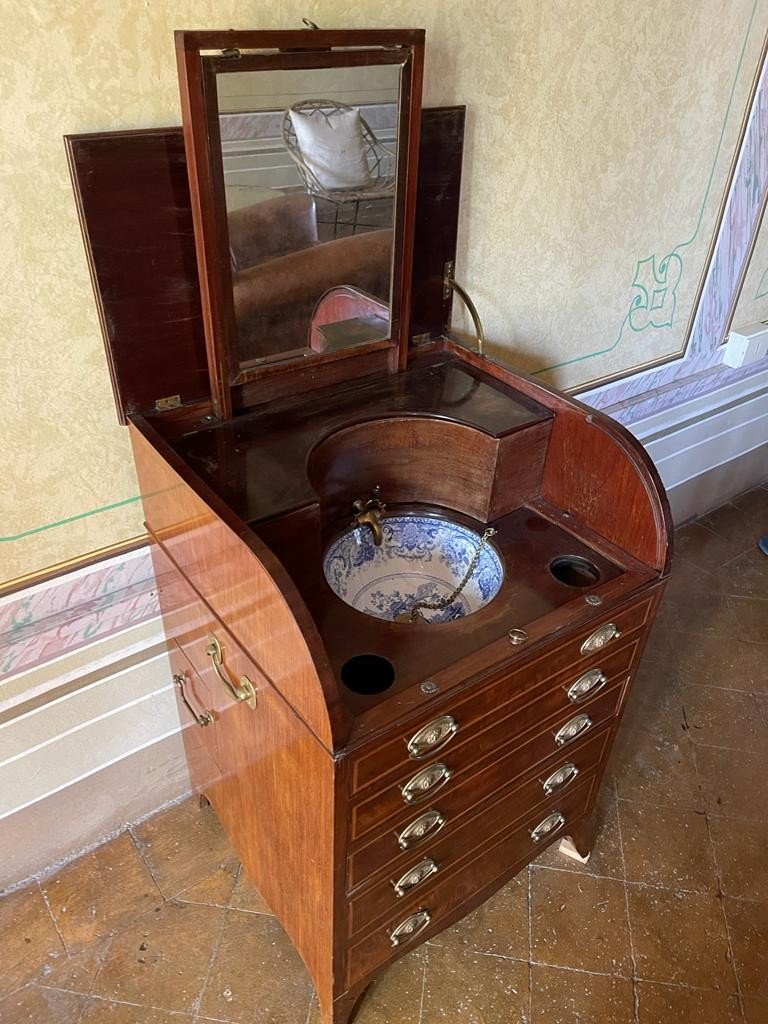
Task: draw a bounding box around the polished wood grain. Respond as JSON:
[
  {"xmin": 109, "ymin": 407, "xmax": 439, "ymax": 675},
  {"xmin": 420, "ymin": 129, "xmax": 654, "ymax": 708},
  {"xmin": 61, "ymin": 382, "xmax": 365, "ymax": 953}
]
[
  {"xmin": 307, "ymin": 415, "xmax": 551, "ymax": 526},
  {"xmin": 174, "ymin": 356, "xmax": 552, "ymax": 525},
  {"xmin": 345, "ymin": 775, "xmax": 598, "ymax": 988},
  {"xmin": 348, "ymin": 633, "xmax": 642, "ymax": 797},
  {"xmin": 66, "ymin": 107, "xmax": 466, "ymax": 425},
  {"xmin": 410, "ymin": 106, "xmax": 465, "ymax": 340},
  {"xmin": 64, "ymin": 129, "xmax": 208, "ymax": 424},
  {"xmin": 347, "ymin": 725, "xmax": 612, "ymax": 892},
  {"xmin": 436, "ymin": 339, "xmax": 673, "ymax": 571},
  {"xmin": 344, "ymin": 580, "xmax": 660, "ymax": 746},
  {"xmin": 175, "ymin": 33, "xmax": 233, "ymax": 420},
  {"xmin": 347, "ymin": 759, "xmax": 606, "ymax": 937},
  {"xmin": 349, "ymin": 676, "xmax": 629, "ymax": 842},
  {"xmin": 128, "ymin": 377, "xmax": 668, "ymax": 1024},
  {"xmin": 129, "ymin": 418, "xmax": 345, "ymax": 750},
  {"xmin": 310, "ymin": 417, "xmax": 492, "ymax": 523},
  {"xmin": 167, "ymin": 639, "xmax": 222, "ymax": 783}
]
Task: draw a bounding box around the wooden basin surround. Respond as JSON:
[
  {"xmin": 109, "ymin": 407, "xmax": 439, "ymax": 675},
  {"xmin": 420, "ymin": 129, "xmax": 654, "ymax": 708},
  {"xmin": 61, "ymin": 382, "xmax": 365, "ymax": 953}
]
[{"xmin": 68, "ymin": 27, "xmax": 671, "ymax": 1024}]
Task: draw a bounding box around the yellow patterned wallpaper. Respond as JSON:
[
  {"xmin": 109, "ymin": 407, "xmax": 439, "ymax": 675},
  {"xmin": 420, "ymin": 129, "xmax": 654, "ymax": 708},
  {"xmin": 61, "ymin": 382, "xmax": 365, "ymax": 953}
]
[{"xmin": 1, "ymin": 0, "xmax": 765, "ymax": 585}]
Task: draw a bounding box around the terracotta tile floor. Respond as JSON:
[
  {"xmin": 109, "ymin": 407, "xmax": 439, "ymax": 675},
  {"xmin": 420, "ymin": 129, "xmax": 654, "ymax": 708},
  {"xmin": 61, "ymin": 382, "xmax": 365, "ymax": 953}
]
[{"xmin": 1, "ymin": 484, "xmax": 766, "ymax": 1023}]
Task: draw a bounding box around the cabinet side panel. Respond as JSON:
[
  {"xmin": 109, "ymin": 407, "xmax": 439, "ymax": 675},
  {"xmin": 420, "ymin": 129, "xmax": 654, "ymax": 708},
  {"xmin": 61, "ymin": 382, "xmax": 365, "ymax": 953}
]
[
  {"xmin": 132, "ymin": 433, "xmax": 337, "ymax": 1000},
  {"xmin": 128, "ymin": 422, "xmax": 336, "ymax": 748}
]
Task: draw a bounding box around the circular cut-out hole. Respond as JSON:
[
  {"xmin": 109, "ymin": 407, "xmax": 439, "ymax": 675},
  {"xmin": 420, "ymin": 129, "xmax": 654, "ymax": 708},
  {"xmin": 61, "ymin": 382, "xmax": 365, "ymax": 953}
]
[
  {"xmin": 549, "ymin": 555, "xmax": 601, "ymax": 588},
  {"xmin": 340, "ymin": 654, "xmax": 396, "ymax": 695}
]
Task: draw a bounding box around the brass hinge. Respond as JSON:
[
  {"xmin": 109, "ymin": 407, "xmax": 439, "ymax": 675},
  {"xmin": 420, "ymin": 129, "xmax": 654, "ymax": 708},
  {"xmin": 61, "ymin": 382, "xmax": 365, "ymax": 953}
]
[{"xmin": 155, "ymin": 394, "xmax": 182, "ymax": 411}]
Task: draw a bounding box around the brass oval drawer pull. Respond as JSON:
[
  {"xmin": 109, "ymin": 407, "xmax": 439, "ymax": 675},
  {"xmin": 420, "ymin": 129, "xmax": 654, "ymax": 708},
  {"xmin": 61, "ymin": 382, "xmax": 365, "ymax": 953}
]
[
  {"xmin": 397, "ymin": 810, "xmax": 446, "ymax": 850},
  {"xmin": 530, "ymin": 811, "xmax": 566, "ymax": 843},
  {"xmin": 580, "ymin": 622, "xmax": 622, "ymax": 655},
  {"xmin": 400, "ymin": 763, "xmax": 453, "ymax": 804},
  {"xmin": 173, "ymin": 673, "xmax": 213, "ymax": 727},
  {"xmin": 541, "ymin": 762, "xmax": 579, "ymax": 795},
  {"xmin": 390, "ymin": 908, "xmax": 432, "ymax": 946},
  {"xmin": 407, "ymin": 715, "xmax": 459, "ymax": 759},
  {"xmin": 554, "ymin": 713, "xmax": 593, "ymax": 747},
  {"xmin": 205, "ymin": 633, "xmax": 258, "ymax": 710},
  {"xmin": 392, "ymin": 858, "xmax": 439, "ymax": 897},
  {"xmin": 565, "ymin": 668, "xmax": 607, "ymax": 704}
]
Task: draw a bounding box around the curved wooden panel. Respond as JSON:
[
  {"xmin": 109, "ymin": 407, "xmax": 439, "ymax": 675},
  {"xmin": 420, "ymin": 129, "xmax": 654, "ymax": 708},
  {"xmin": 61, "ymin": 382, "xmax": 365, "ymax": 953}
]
[
  {"xmin": 307, "ymin": 414, "xmax": 549, "ymax": 525},
  {"xmin": 540, "ymin": 411, "xmax": 670, "ymax": 571},
  {"xmin": 438, "ymin": 340, "xmax": 672, "ymax": 572},
  {"xmin": 129, "ymin": 418, "xmax": 345, "ymax": 749}
]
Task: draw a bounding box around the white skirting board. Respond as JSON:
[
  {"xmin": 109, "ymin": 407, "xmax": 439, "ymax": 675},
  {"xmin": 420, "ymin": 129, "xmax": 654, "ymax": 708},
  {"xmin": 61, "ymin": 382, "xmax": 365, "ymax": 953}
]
[
  {"xmin": 625, "ymin": 369, "xmax": 768, "ymax": 523},
  {"xmin": 0, "ymin": 616, "xmax": 190, "ymax": 893}
]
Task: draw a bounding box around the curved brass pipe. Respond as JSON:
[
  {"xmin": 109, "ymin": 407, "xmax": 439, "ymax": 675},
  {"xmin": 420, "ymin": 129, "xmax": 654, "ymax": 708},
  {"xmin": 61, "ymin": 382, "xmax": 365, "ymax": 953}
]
[{"xmin": 443, "ymin": 270, "xmax": 486, "ymax": 357}]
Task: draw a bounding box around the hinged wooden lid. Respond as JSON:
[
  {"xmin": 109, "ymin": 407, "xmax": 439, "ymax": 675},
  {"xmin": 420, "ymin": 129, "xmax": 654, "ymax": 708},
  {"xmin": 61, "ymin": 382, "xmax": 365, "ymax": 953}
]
[{"xmin": 66, "ymin": 107, "xmax": 465, "ymax": 424}]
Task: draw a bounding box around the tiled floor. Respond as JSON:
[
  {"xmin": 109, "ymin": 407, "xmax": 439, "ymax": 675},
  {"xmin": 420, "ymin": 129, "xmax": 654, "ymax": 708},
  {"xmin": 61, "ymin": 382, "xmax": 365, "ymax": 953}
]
[{"xmin": 1, "ymin": 485, "xmax": 766, "ymax": 1023}]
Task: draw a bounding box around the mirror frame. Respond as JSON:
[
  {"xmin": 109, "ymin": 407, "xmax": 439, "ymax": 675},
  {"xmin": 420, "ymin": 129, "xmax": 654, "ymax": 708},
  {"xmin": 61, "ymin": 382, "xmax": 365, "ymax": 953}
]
[{"xmin": 175, "ymin": 28, "xmax": 425, "ymax": 419}]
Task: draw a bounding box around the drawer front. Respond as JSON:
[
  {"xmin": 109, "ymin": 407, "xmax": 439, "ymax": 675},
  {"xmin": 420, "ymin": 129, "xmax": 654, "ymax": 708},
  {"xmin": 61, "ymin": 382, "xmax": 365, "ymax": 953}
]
[
  {"xmin": 347, "ymin": 723, "xmax": 612, "ymax": 893},
  {"xmin": 347, "ymin": 730, "xmax": 610, "ymax": 934},
  {"xmin": 350, "ymin": 594, "xmax": 655, "ymax": 795},
  {"xmin": 346, "ymin": 775, "xmax": 597, "ymax": 987},
  {"xmin": 155, "ymin": 554, "xmax": 269, "ymax": 731},
  {"xmin": 350, "ymin": 672, "xmax": 629, "ymax": 842},
  {"xmin": 168, "ymin": 641, "xmax": 222, "ymax": 789}
]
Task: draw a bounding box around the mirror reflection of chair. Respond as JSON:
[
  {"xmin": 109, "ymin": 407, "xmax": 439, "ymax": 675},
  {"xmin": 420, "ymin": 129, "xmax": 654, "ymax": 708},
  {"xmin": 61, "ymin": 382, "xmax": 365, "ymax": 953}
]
[{"xmin": 282, "ymin": 99, "xmax": 395, "ymax": 238}]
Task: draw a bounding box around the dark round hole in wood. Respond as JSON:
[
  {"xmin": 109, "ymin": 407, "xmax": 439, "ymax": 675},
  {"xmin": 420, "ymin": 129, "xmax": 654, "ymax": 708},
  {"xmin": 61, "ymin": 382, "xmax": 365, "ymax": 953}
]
[
  {"xmin": 340, "ymin": 654, "xmax": 396, "ymax": 695},
  {"xmin": 549, "ymin": 555, "xmax": 601, "ymax": 588}
]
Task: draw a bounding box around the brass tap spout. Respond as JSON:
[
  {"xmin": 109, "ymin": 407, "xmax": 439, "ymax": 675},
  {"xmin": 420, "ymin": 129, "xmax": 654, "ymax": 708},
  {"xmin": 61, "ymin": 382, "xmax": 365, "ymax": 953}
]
[{"xmin": 351, "ymin": 486, "xmax": 386, "ymax": 546}]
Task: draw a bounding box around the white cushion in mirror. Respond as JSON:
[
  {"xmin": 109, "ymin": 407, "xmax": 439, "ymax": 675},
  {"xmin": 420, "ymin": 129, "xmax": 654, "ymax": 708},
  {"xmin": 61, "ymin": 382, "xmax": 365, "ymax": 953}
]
[{"xmin": 289, "ymin": 107, "xmax": 373, "ymax": 191}]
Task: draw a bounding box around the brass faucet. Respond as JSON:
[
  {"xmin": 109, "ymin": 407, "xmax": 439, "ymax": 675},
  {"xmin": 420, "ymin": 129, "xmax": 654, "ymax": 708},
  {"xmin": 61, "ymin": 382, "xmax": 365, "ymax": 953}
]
[{"xmin": 351, "ymin": 486, "xmax": 386, "ymax": 546}]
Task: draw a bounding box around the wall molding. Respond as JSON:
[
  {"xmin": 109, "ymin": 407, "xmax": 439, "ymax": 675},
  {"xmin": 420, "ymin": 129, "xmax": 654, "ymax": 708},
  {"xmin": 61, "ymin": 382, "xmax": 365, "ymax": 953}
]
[
  {"xmin": 629, "ymin": 367, "xmax": 768, "ymax": 522},
  {"xmin": 580, "ymin": 33, "xmax": 768, "ymax": 422},
  {"xmin": 0, "ymin": 574, "xmax": 189, "ymax": 892}
]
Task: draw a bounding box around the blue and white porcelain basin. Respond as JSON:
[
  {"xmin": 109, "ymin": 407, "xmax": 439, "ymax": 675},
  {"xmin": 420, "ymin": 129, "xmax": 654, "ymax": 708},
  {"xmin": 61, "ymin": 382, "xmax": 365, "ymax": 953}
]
[{"xmin": 323, "ymin": 515, "xmax": 504, "ymax": 623}]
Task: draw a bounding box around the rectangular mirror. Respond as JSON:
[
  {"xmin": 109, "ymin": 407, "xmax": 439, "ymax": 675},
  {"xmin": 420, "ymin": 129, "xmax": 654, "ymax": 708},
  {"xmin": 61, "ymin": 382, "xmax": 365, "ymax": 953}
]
[
  {"xmin": 219, "ymin": 63, "xmax": 399, "ymax": 366},
  {"xmin": 176, "ymin": 30, "xmax": 424, "ymax": 418}
]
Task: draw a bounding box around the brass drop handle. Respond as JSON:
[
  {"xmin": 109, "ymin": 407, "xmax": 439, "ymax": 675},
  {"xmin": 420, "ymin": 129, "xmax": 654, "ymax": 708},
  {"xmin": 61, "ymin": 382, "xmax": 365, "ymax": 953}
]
[
  {"xmin": 205, "ymin": 633, "xmax": 258, "ymax": 710},
  {"xmin": 392, "ymin": 857, "xmax": 439, "ymax": 897},
  {"xmin": 530, "ymin": 811, "xmax": 566, "ymax": 843},
  {"xmin": 565, "ymin": 668, "xmax": 608, "ymax": 704},
  {"xmin": 407, "ymin": 716, "xmax": 459, "ymax": 759},
  {"xmin": 554, "ymin": 713, "xmax": 593, "ymax": 747},
  {"xmin": 173, "ymin": 673, "xmax": 214, "ymax": 727},
  {"xmin": 400, "ymin": 763, "xmax": 453, "ymax": 804},
  {"xmin": 580, "ymin": 622, "xmax": 622, "ymax": 655},
  {"xmin": 541, "ymin": 762, "xmax": 579, "ymax": 795},
  {"xmin": 397, "ymin": 810, "xmax": 447, "ymax": 850},
  {"xmin": 390, "ymin": 909, "xmax": 432, "ymax": 946}
]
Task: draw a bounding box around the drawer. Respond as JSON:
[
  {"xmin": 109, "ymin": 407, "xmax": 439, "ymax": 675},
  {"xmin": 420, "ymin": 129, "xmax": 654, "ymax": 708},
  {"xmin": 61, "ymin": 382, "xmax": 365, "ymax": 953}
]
[
  {"xmin": 351, "ymin": 636, "xmax": 641, "ymax": 799},
  {"xmin": 347, "ymin": 723, "xmax": 612, "ymax": 892},
  {"xmin": 350, "ymin": 594, "xmax": 655, "ymax": 795},
  {"xmin": 346, "ymin": 774, "xmax": 597, "ymax": 987},
  {"xmin": 347, "ymin": 732, "xmax": 609, "ymax": 934},
  {"xmin": 156, "ymin": 554, "xmax": 269, "ymax": 727},
  {"xmin": 168, "ymin": 640, "xmax": 223, "ymax": 787},
  {"xmin": 350, "ymin": 673, "xmax": 629, "ymax": 842}
]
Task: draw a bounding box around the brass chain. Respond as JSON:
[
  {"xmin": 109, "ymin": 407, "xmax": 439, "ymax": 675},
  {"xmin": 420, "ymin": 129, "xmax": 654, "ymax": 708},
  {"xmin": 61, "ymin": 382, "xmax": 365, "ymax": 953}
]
[{"xmin": 407, "ymin": 528, "xmax": 497, "ymax": 622}]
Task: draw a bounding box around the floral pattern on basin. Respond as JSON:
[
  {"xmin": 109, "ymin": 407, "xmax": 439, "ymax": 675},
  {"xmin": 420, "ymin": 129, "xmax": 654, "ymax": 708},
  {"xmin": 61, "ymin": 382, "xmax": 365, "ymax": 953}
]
[{"xmin": 323, "ymin": 515, "xmax": 504, "ymax": 623}]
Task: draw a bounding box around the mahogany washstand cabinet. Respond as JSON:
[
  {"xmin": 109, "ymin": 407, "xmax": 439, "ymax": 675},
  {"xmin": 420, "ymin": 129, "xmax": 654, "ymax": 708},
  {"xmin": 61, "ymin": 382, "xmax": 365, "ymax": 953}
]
[{"xmin": 67, "ymin": 27, "xmax": 671, "ymax": 1024}]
